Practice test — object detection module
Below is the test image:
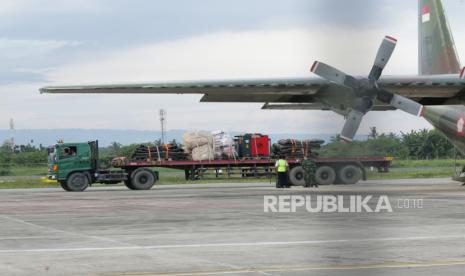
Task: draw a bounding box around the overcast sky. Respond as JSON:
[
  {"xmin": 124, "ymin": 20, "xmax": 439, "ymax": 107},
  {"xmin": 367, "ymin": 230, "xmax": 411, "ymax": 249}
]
[{"xmin": 1, "ymin": 0, "xmax": 465, "ymax": 135}]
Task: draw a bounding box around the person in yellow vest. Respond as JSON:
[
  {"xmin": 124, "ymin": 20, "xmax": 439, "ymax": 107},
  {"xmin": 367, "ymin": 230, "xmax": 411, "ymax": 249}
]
[{"xmin": 275, "ymin": 155, "xmax": 290, "ymax": 188}]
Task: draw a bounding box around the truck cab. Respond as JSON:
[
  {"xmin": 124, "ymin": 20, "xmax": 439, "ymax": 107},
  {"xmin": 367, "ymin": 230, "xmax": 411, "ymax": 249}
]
[{"xmin": 48, "ymin": 141, "xmax": 99, "ymax": 191}]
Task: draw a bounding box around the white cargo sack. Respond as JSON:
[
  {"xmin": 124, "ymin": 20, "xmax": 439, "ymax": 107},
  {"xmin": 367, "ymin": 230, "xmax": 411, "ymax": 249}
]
[
  {"xmin": 191, "ymin": 144, "xmax": 215, "ymax": 161},
  {"xmin": 183, "ymin": 131, "xmax": 214, "ymax": 153}
]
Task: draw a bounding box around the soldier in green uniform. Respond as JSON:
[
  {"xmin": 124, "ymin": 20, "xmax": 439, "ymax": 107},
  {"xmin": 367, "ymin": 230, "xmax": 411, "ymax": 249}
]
[{"xmin": 302, "ymin": 158, "xmax": 318, "ymax": 188}]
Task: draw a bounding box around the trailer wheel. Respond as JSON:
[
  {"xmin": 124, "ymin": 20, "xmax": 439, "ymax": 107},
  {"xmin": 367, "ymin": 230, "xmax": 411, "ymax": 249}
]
[
  {"xmin": 130, "ymin": 169, "xmax": 156, "ymax": 190},
  {"xmin": 338, "ymin": 165, "xmax": 362, "ymax": 185},
  {"xmin": 315, "ymin": 166, "xmax": 336, "ymax": 185},
  {"xmin": 289, "ymin": 166, "xmax": 305, "ymax": 186},
  {"xmin": 66, "ymin": 172, "xmax": 89, "ymax": 192}
]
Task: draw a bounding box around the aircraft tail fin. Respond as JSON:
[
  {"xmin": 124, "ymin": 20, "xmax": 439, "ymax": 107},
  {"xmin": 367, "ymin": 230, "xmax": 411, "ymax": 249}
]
[{"xmin": 418, "ymin": 0, "xmax": 461, "ymax": 75}]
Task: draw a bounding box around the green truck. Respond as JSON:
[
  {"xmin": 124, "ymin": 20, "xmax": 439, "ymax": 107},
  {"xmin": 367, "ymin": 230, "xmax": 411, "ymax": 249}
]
[
  {"xmin": 48, "ymin": 141, "xmax": 158, "ymax": 192},
  {"xmin": 48, "ymin": 140, "xmax": 393, "ymax": 192}
]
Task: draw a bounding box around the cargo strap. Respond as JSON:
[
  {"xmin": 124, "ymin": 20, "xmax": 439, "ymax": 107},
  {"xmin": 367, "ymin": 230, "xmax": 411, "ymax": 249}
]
[
  {"xmin": 155, "ymin": 146, "xmax": 161, "ymax": 161},
  {"xmin": 304, "ymin": 141, "xmax": 309, "ymax": 157},
  {"xmin": 147, "ymin": 146, "xmax": 152, "ymax": 161},
  {"xmin": 291, "ymin": 139, "xmax": 296, "ymax": 154},
  {"xmin": 164, "ymin": 144, "xmax": 170, "ymax": 160}
]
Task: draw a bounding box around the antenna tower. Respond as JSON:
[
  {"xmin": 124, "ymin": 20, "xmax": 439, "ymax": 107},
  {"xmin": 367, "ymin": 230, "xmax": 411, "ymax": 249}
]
[
  {"xmin": 159, "ymin": 109, "xmax": 167, "ymax": 145},
  {"xmin": 9, "ymin": 118, "xmax": 15, "ymax": 152}
]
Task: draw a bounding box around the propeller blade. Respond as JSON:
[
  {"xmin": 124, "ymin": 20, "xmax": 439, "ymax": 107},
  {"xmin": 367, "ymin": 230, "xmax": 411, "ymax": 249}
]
[
  {"xmin": 377, "ymin": 89, "xmax": 423, "ymax": 116},
  {"xmin": 311, "ymin": 61, "xmax": 358, "ymax": 90},
  {"xmin": 390, "ymin": 94, "xmax": 424, "ymax": 116},
  {"xmin": 369, "ymin": 36, "xmax": 397, "ymax": 81},
  {"xmin": 340, "ymin": 109, "xmax": 364, "ymax": 143}
]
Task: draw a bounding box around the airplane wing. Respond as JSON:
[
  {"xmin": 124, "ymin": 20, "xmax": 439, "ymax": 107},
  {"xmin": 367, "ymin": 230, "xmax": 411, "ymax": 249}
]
[
  {"xmin": 40, "ymin": 77, "xmax": 324, "ymax": 98},
  {"xmin": 40, "ymin": 75, "xmax": 465, "ymax": 107}
]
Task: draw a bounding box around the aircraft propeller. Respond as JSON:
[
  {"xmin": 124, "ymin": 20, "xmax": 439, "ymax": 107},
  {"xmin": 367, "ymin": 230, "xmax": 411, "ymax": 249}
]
[{"xmin": 311, "ymin": 36, "xmax": 423, "ymax": 142}]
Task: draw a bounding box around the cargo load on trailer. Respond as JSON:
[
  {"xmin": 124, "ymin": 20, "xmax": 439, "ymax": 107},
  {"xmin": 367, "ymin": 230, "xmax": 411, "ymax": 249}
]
[
  {"xmin": 117, "ymin": 132, "xmax": 325, "ymax": 163},
  {"xmin": 235, "ymin": 134, "xmax": 270, "ymax": 158},
  {"xmin": 131, "ymin": 144, "xmax": 188, "ymax": 161},
  {"xmin": 272, "ymin": 139, "xmax": 324, "ymax": 159},
  {"xmin": 190, "ymin": 144, "xmax": 213, "ymax": 161},
  {"xmin": 183, "ymin": 131, "xmax": 214, "ymax": 161},
  {"xmin": 183, "ymin": 130, "xmax": 238, "ymax": 161},
  {"xmin": 212, "ymin": 130, "xmax": 237, "ymax": 159},
  {"xmin": 183, "ymin": 131, "xmax": 213, "ymax": 152}
]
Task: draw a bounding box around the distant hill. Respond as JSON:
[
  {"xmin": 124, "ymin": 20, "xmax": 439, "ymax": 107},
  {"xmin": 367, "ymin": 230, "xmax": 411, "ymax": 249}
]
[{"xmin": 0, "ymin": 129, "xmax": 346, "ymax": 147}]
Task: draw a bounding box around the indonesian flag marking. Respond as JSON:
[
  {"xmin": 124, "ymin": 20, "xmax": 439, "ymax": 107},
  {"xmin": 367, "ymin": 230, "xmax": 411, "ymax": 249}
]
[
  {"xmin": 418, "ymin": 106, "xmax": 425, "ymax": 117},
  {"xmin": 457, "ymin": 117, "xmax": 465, "ymax": 136},
  {"xmin": 422, "ymin": 6, "xmax": 431, "ymax": 23}
]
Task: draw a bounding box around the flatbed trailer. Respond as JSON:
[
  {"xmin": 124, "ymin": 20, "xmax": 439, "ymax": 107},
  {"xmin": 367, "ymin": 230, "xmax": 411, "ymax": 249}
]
[
  {"xmin": 116, "ymin": 156, "xmax": 392, "ymax": 186},
  {"xmin": 48, "ymin": 141, "xmax": 392, "ymax": 192}
]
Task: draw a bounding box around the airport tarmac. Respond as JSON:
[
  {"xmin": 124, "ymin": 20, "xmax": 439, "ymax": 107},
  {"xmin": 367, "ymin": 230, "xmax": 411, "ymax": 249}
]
[{"xmin": 1, "ymin": 178, "xmax": 465, "ymax": 276}]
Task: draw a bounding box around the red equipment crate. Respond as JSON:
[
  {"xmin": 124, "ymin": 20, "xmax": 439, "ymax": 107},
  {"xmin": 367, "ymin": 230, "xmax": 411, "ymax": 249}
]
[{"xmin": 251, "ymin": 135, "xmax": 270, "ymax": 157}]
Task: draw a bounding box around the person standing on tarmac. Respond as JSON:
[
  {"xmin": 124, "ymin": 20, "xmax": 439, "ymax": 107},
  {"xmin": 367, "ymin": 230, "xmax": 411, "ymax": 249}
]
[
  {"xmin": 302, "ymin": 157, "xmax": 318, "ymax": 188},
  {"xmin": 275, "ymin": 155, "xmax": 290, "ymax": 188}
]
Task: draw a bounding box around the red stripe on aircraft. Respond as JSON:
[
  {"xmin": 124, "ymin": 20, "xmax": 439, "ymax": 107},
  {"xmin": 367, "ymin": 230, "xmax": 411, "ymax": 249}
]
[
  {"xmin": 419, "ymin": 106, "xmax": 426, "ymax": 117},
  {"xmin": 460, "ymin": 67, "xmax": 465, "ymax": 79},
  {"xmin": 457, "ymin": 117, "xmax": 465, "ymax": 136},
  {"xmin": 422, "ymin": 6, "xmax": 431, "ymax": 15},
  {"xmin": 385, "ymin": 36, "xmax": 398, "ymax": 43},
  {"xmin": 310, "ymin": 61, "xmax": 318, "ymax": 73}
]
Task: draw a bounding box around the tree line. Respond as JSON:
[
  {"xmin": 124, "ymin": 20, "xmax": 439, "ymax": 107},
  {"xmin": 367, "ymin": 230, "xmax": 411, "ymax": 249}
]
[
  {"xmin": 0, "ymin": 141, "xmax": 49, "ymax": 175},
  {"xmin": 320, "ymin": 128, "xmax": 458, "ymax": 159}
]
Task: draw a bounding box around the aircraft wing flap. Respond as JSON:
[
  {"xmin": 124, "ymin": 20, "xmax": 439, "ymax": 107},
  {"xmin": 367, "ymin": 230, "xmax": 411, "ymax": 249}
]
[
  {"xmin": 262, "ymin": 103, "xmax": 330, "ymax": 110},
  {"xmin": 262, "ymin": 103, "xmax": 396, "ymax": 111},
  {"xmin": 379, "ymin": 75, "xmax": 465, "ymax": 98},
  {"xmin": 200, "ymin": 94, "xmax": 316, "ymax": 103}
]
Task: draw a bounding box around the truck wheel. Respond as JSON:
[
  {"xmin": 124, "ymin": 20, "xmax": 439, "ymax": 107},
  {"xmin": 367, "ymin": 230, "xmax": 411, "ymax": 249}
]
[
  {"xmin": 338, "ymin": 165, "xmax": 362, "ymax": 185},
  {"xmin": 60, "ymin": 181, "xmax": 72, "ymax": 192},
  {"xmin": 289, "ymin": 166, "xmax": 305, "ymax": 186},
  {"xmin": 124, "ymin": 180, "xmax": 136, "ymax": 190},
  {"xmin": 130, "ymin": 169, "xmax": 156, "ymax": 190},
  {"xmin": 66, "ymin": 172, "xmax": 89, "ymax": 192},
  {"xmin": 315, "ymin": 166, "xmax": 336, "ymax": 185}
]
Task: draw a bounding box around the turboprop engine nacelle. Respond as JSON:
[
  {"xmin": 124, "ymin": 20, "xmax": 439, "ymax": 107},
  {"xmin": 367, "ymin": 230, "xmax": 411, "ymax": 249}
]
[{"xmin": 421, "ymin": 105, "xmax": 465, "ymax": 154}]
